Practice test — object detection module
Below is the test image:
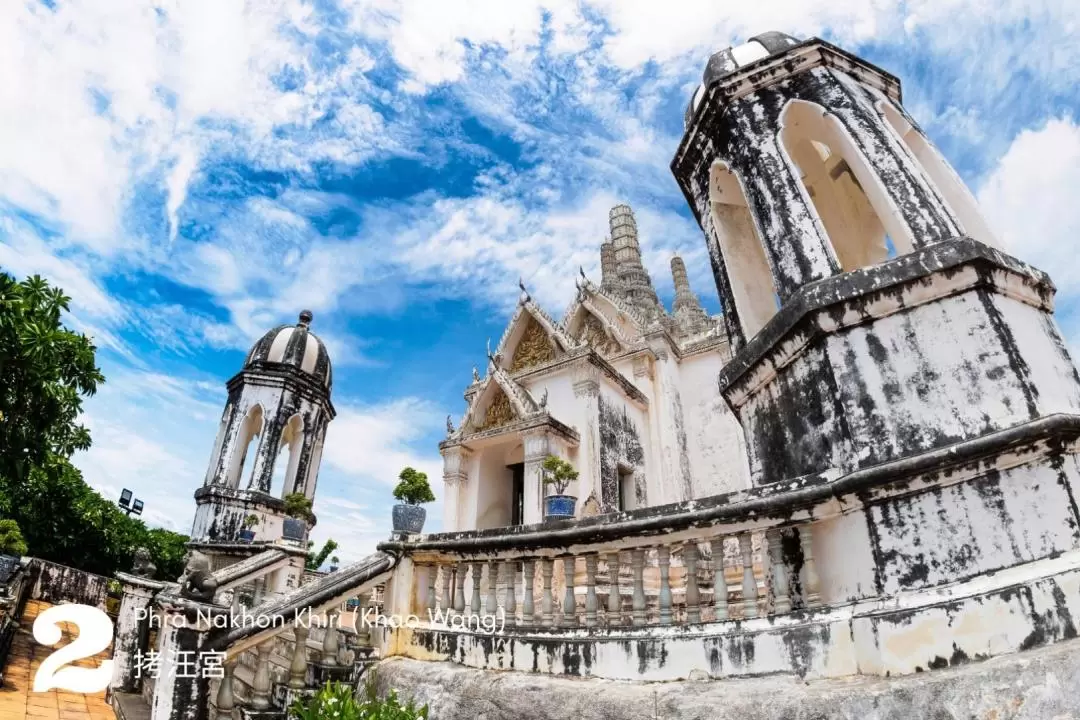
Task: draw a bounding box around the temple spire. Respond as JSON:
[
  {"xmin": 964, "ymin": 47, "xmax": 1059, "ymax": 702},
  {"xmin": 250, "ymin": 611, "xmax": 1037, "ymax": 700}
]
[
  {"xmin": 608, "ymin": 204, "xmax": 662, "ymax": 317},
  {"xmin": 670, "ymin": 254, "xmax": 710, "ymax": 335},
  {"xmin": 600, "ymin": 240, "xmax": 618, "ymax": 292}
]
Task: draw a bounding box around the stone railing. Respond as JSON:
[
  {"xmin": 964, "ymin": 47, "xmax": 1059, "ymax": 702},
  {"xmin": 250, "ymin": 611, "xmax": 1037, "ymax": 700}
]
[{"xmin": 379, "ymin": 414, "xmax": 1080, "ymax": 683}]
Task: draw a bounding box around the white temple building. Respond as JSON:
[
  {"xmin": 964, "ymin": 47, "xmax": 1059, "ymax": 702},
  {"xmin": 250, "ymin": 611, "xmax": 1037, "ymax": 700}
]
[{"xmin": 440, "ymin": 204, "xmax": 749, "ymax": 531}]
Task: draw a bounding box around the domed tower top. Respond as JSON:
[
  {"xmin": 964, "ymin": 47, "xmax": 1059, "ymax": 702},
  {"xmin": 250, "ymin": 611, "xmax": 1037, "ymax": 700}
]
[
  {"xmin": 685, "ymin": 32, "xmax": 802, "ymax": 127},
  {"xmin": 244, "ymin": 310, "xmax": 332, "ymax": 390}
]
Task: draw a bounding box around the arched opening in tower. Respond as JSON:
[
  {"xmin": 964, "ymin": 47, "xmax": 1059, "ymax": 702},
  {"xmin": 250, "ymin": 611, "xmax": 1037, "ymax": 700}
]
[
  {"xmin": 875, "ymin": 98, "xmax": 1000, "ymax": 250},
  {"xmin": 780, "ymin": 99, "xmax": 915, "ymax": 271},
  {"xmin": 269, "ymin": 414, "xmax": 304, "ymax": 499},
  {"xmin": 229, "ymin": 404, "xmax": 263, "ymax": 488},
  {"xmin": 708, "ymin": 162, "xmax": 779, "ymax": 340}
]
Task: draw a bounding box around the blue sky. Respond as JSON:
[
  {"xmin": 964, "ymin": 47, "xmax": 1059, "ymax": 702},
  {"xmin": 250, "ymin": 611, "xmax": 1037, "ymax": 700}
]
[{"xmin": 1, "ymin": 0, "xmax": 1078, "ymax": 562}]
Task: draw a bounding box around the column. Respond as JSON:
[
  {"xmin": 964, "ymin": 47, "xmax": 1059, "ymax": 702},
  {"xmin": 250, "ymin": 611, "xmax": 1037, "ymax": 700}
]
[
  {"xmin": 739, "ymin": 533, "xmax": 758, "ymax": 619},
  {"xmin": 711, "ymin": 537, "xmax": 728, "ymax": 621},
  {"xmin": 657, "ymin": 547, "xmax": 672, "ymax": 625},
  {"xmin": 502, "ymin": 561, "xmax": 517, "ymax": 626},
  {"xmin": 561, "ymin": 556, "xmax": 576, "ymax": 626},
  {"xmin": 606, "ymin": 552, "xmax": 621, "ymax": 626},
  {"xmin": 584, "ymin": 554, "xmax": 598, "ymax": 628},
  {"xmin": 541, "ymin": 558, "xmax": 554, "ymax": 627},
  {"xmin": 631, "ymin": 549, "xmax": 646, "ymax": 626},
  {"xmin": 442, "ymin": 447, "xmax": 472, "ymax": 532},
  {"xmin": 766, "ymin": 529, "xmax": 791, "ymax": 614},
  {"xmin": 522, "ymin": 559, "xmax": 535, "ymax": 625},
  {"xmin": 110, "ymin": 572, "xmax": 167, "ymax": 693},
  {"xmin": 522, "ymin": 431, "xmax": 551, "ymax": 524},
  {"xmin": 800, "ymin": 524, "xmax": 822, "ymax": 607},
  {"xmin": 571, "ymin": 366, "xmax": 603, "ymax": 511},
  {"xmin": 289, "ymin": 623, "xmax": 310, "ymax": 689},
  {"xmin": 684, "ymin": 543, "xmax": 701, "ymax": 623},
  {"xmin": 147, "ymin": 597, "xmax": 230, "ymax": 720}
]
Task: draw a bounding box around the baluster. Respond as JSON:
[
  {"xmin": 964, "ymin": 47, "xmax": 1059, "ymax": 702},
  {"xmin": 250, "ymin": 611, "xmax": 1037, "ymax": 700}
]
[
  {"xmin": 470, "ymin": 562, "xmax": 484, "ymax": 617},
  {"xmin": 606, "ymin": 552, "xmax": 621, "ymax": 627},
  {"xmin": 440, "ymin": 563, "xmax": 452, "ymax": 612},
  {"xmin": 522, "ymin": 559, "xmax": 535, "ymax": 625},
  {"xmin": 631, "ymin": 548, "xmax": 646, "ymax": 626},
  {"xmin": 739, "ymin": 534, "xmax": 758, "ymax": 619},
  {"xmin": 711, "ymin": 537, "xmax": 728, "ymax": 621},
  {"xmin": 289, "ymin": 623, "xmax": 310, "ymax": 689},
  {"xmin": 321, "ymin": 610, "xmax": 340, "ymax": 665},
  {"xmin": 454, "ymin": 562, "xmax": 467, "ymax": 614},
  {"xmin": 561, "ymin": 556, "xmax": 576, "ymax": 626},
  {"xmin": 486, "ymin": 561, "xmax": 499, "ymax": 617},
  {"xmin": 252, "ymin": 644, "xmax": 272, "ymax": 707},
  {"xmin": 657, "ymin": 547, "xmax": 672, "ymax": 625},
  {"xmin": 584, "ymin": 554, "xmax": 598, "ymax": 628},
  {"xmin": 767, "ymin": 529, "xmax": 791, "ymax": 614},
  {"xmin": 684, "ymin": 543, "xmax": 701, "ymax": 623},
  {"xmin": 800, "ymin": 524, "xmax": 821, "ymax": 607},
  {"xmin": 356, "ymin": 592, "xmax": 372, "ymax": 645},
  {"xmin": 502, "ymin": 560, "xmax": 517, "ymax": 626},
  {"xmin": 214, "ymin": 659, "xmax": 236, "ymax": 720},
  {"xmin": 425, "ymin": 565, "xmax": 437, "ymax": 614},
  {"xmin": 541, "ymin": 558, "xmax": 554, "ymax": 627}
]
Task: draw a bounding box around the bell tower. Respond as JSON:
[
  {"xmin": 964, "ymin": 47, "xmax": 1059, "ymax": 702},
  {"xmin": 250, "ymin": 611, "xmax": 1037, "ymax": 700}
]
[
  {"xmin": 672, "ymin": 33, "xmax": 1080, "ymax": 486},
  {"xmin": 189, "ymin": 310, "xmax": 335, "ymax": 584}
]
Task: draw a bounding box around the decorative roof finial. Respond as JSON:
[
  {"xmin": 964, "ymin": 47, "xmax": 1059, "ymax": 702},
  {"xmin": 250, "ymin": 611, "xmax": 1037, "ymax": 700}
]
[
  {"xmin": 518, "ymin": 277, "xmax": 530, "ymax": 303},
  {"xmin": 298, "ymin": 310, "xmax": 313, "ymax": 327},
  {"xmin": 579, "ymin": 266, "xmax": 587, "ymax": 281},
  {"xmin": 472, "ymin": 366, "xmax": 481, "ymax": 383},
  {"xmin": 446, "ymin": 415, "xmax": 455, "ymax": 435}
]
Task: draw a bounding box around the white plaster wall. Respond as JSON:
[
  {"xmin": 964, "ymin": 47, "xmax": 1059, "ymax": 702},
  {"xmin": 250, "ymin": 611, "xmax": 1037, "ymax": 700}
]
[
  {"xmin": 678, "ymin": 352, "xmax": 751, "ymax": 498},
  {"xmin": 475, "ymin": 450, "xmax": 513, "ymax": 530},
  {"xmin": 812, "ymin": 511, "xmax": 878, "ymax": 604},
  {"xmin": 869, "ymin": 460, "xmax": 1080, "ymax": 595}
]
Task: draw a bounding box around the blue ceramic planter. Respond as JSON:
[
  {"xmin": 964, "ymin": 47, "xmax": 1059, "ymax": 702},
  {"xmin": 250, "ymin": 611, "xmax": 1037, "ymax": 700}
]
[
  {"xmin": 282, "ymin": 517, "xmax": 307, "ymax": 541},
  {"xmin": 544, "ymin": 495, "xmax": 577, "ymax": 520},
  {"xmin": 392, "ymin": 504, "xmax": 427, "ymax": 534},
  {"xmin": 238, "ymin": 529, "xmax": 256, "ymax": 543}
]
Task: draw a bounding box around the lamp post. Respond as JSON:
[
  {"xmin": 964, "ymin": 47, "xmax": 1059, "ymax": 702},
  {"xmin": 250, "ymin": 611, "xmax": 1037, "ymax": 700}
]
[{"xmin": 118, "ymin": 488, "xmax": 144, "ymax": 517}]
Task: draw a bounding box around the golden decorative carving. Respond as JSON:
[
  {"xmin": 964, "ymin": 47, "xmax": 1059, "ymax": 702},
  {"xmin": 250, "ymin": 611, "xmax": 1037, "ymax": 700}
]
[
  {"xmin": 577, "ymin": 312, "xmax": 621, "ymax": 355},
  {"xmin": 510, "ymin": 317, "xmax": 556, "ymax": 372},
  {"xmin": 476, "ymin": 389, "xmax": 516, "ymax": 431}
]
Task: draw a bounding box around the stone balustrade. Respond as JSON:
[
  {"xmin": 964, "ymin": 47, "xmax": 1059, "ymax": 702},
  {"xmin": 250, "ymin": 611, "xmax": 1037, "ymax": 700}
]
[{"xmin": 405, "ymin": 524, "xmax": 820, "ymax": 631}]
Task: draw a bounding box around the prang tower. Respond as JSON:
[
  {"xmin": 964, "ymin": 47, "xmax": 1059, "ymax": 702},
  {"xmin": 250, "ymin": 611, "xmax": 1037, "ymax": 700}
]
[{"xmin": 189, "ymin": 310, "xmax": 335, "ymax": 590}]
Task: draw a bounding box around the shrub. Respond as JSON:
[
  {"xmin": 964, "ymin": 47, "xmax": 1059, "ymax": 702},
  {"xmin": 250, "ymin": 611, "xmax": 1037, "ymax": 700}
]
[
  {"xmin": 283, "ymin": 493, "xmax": 314, "ymax": 522},
  {"xmin": 289, "ymin": 679, "xmax": 428, "ymax": 720},
  {"xmin": 540, "ymin": 455, "xmax": 578, "ymax": 495},
  {"xmin": 0, "ymin": 518, "xmax": 28, "ymax": 556},
  {"xmin": 392, "ymin": 467, "xmax": 434, "ymax": 506}
]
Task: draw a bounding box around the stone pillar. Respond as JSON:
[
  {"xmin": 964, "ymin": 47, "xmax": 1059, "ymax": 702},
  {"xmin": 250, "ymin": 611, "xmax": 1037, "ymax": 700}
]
[
  {"xmin": 646, "ymin": 340, "xmax": 694, "ymax": 504},
  {"xmin": 442, "ymin": 447, "xmax": 472, "ymax": 532},
  {"xmin": 522, "ymin": 431, "xmax": 551, "ymax": 525},
  {"xmin": 110, "ymin": 572, "xmax": 167, "ymax": 693},
  {"xmin": 571, "ymin": 364, "xmax": 602, "ymax": 510},
  {"xmin": 148, "ymin": 596, "xmax": 230, "ymax": 720}
]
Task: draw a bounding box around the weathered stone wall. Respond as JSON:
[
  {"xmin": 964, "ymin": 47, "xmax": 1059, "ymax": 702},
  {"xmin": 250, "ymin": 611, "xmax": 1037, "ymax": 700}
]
[
  {"xmin": 28, "ymin": 558, "xmax": 110, "ymax": 609},
  {"xmin": 677, "ymin": 351, "xmax": 750, "ymax": 498},
  {"xmin": 373, "ymin": 633, "xmax": 1080, "ymax": 720}
]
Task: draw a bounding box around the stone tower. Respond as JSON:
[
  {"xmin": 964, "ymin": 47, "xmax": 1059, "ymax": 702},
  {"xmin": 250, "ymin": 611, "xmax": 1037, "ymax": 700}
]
[
  {"xmin": 669, "ymin": 254, "xmax": 711, "ymax": 336},
  {"xmin": 608, "ymin": 204, "xmax": 662, "ymax": 318},
  {"xmin": 190, "ymin": 310, "xmax": 335, "ymax": 581},
  {"xmin": 672, "ymin": 32, "xmax": 1080, "ymax": 486}
]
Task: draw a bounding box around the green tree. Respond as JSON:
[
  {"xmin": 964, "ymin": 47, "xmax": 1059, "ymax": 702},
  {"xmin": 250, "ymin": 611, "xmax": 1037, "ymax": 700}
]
[
  {"xmin": 306, "ymin": 538, "xmax": 339, "ymax": 571},
  {"xmin": 392, "ymin": 467, "xmax": 434, "ymax": 505},
  {"xmin": 0, "ymin": 273, "xmax": 104, "ymax": 482},
  {"xmin": 0, "ymin": 519, "xmax": 28, "ymax": 556}
]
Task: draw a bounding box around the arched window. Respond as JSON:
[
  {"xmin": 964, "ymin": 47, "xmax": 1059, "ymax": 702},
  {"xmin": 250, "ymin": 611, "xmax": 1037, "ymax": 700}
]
[
  {"xmin": 876, "ymin": 98, "xmax": 1000, "ymax": 249},
  {"xmin": 227, "ymin": 405, "xmax": 263, "ymax": 489},
  {"xmin": 269, "ymin": 414, "xmax": 304, "ymax": 498},
  {"xmin": 780, "ymin": 99, "xmax": 915, "ymax": 271},
  {"xmin": 708, "ymin": 162, "xmax": 780, "ymax": 340}
]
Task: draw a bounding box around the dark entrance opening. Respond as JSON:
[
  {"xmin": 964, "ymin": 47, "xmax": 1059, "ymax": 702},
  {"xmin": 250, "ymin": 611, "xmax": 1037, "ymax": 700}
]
[{"xmin": 509, "ymin": 462, "xmax": 525, "ymax": 526}]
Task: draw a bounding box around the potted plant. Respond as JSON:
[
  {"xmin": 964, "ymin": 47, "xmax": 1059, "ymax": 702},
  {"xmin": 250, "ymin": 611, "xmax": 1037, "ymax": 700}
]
[
  {"xmin": 282, "ymin": 492, "xmax": 314, "ymax": 541},
  {"xmin": 392, "ymin": 467, "xmax": 435, "ymax": 535},
  {"xmin": 329, "ymin": 555, "xmax": 340, "ymax": 572},
  {"xmin": 239, "ymin": 513, "xmax": 259, "ymax": 542},
  {"xmin": 541, "ymin": 455, "xmax": 579, "ymax": 520}
]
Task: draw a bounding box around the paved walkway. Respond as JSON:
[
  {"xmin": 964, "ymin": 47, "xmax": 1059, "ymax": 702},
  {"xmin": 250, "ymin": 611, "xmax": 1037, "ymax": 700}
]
[{"xmin": 0, "ymin": 600, "xmax": 115, "ymax": 720}]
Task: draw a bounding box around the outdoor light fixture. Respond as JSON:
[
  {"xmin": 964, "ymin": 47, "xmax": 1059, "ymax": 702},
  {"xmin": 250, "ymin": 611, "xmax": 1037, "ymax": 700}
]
[{"xmin": 118, "ymin": 488, "xmax": 144, "ymax": 516}]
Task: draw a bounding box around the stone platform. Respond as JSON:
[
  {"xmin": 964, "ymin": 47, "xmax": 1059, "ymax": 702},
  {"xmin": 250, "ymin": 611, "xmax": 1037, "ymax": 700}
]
[
  {"xmin": 373, "ymin": 634, "xmax": 1080, "ymax": 720},
  {"xmin": 0, "ymin": 601, "xmax": 115, "ymax": 720}
]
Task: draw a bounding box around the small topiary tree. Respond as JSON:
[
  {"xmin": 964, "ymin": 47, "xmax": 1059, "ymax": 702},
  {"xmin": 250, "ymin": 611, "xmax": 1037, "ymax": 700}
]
[
  {"xmin": 540, "ymin": 455, "xmax": 578, "ymax": 495},
  {"xmin": 393, "ymin": 467, "xmax": 435, "ymax": 506},
  {"xmin": 243, "ymin": 514, "xmax": 260, "ymax": 529},
  {"xmin": 0, "ymin": 519, "xmax": 28, "ymax": 556},
  {"xmin": 283, "ymin": 492, "xmax": 314, "ymax": 522}
]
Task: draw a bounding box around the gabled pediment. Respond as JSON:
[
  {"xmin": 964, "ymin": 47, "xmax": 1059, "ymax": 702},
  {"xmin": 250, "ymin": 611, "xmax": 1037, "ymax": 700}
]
[
  {"xmin": 458, "ymin": 363, "xmax": 543, "ymax": 435},
  {"xmin": 493, "ymin": 298, "xmax": 578, "ymax": 374}
]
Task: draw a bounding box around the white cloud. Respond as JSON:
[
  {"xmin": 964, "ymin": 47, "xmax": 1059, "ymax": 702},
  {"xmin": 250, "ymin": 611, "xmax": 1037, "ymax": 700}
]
[{"xmin": 979, "ymin": 117, "xmax": 1080, "ymax": 290}]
